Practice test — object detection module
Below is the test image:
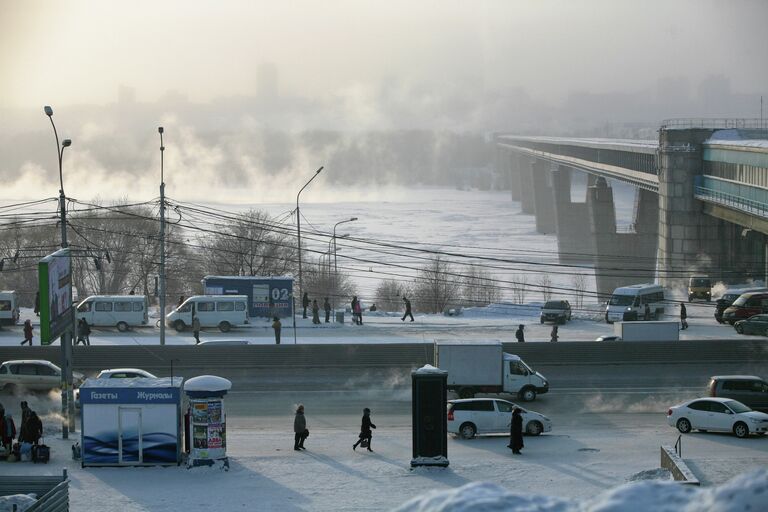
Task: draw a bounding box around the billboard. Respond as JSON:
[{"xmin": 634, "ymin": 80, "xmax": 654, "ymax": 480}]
[{"xmin": 38, "ymin": 248, "xmax": 73, "ymax": 345}]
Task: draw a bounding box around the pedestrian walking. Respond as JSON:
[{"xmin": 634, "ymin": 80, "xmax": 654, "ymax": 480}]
[
  {"xmin": 353, "ymin": 407, "xmax": 376, "ymax": 452},
  {"xmin": 644, "ymin": 303, "xmax": 651, "ymax": 321},
  {"xmin": 515, "ymin": 324, "xmax": 525, "ymax": 343},
  {"xmin": 550, "ymin": 324, "xmax": 559, "ymax": 342},
  {"xmin": 76, "ymin": 318, "xmax": 88, "ymax": 346},
  {"xmin": 272, "ymin": 316, "xmax": 281, "ymax": 345},
  {"xmin": 324, "ymin": 297, "xmax": 331, "ymax": 323},
  {"xmin": 21, "ymin": 320, "xmax": 33, "ymax": 346},
  {"xmin": 401, "ymin": 296, "xmax": 414, "ymax": 322},
  {"xmin": 294, "ymin": 404, "xmax": 308, "ymax": 451},
  {"xmin": 680, "ymin": 303, "xmax": 688, "ymax": 330},
  {"xmin": 302, "ymin": 292, "xmax": 310, "ymax": 319},
  {"xmin": 353, "ymin": 296, "xmax": 363, "ymax": 326},
  {"xmin": 19, "ymin": 410, "xmax": 42, "ymax": 446},
  {"xmin": 177, "ymin": 296, "xmax": 185, "ymax": 308},
  {"xmin": 82, "ymin": 318, "xmax": 91, "ymax": 346},
  {"xmin": 34, "ymin": 291, "xmax": 40, "ymax": 317},
  {"xmin": 312, "ymin": 299, "xmax": 321, "ymax": 324},
  {"xmin": 192, "ymin": 316, "xmax": 201, "ymax": 344},
  {"xmin": 0, "ymin": 408, "xmax": 16, "ymax": 454},
  {"xmin": 507, "ymin": 407, "xmax": 524, "ymax": 455},
  {"xmin": 20, "ymin": 401, "xmax": 31, "ymax": 430}
]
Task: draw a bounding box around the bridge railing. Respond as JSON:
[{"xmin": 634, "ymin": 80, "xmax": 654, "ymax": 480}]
[
  {"xmin": 694, "ymin": 175, "xmax": 768, "ymax": 218},
  {"xmin": 662, "ymin": 118, "xmax": 768, "ymax": 130}
]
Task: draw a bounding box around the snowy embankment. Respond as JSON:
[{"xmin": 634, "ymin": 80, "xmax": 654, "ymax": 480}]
[{"xmin": 395, "ymin": 469, "xmax": 767, "ymax": 512}]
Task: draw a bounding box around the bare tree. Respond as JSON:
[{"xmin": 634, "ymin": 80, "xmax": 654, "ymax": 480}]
[
  {"xmin": 411, "ymin": 255, "xmax": 461, "ymax": 313},
  {"xmin": 571, "ymin": 273, "xmax": 587, "ymax": 309},
  {"xmin": 536, "ymin": 274, "xmax": 553, "ymax": 302},
  {"xmin": 510, "ymin": 274, "xmax": 529, "ymax": 304},
  {"xmin": 301, "ymin": 257, "xmax": 356, "ymax": 309},
  {"xmin": 461, "ymin": 265, "xmax": 501, "ymax": 307},
  {"xmin": 375, "ymin": 279, "xmax": 410, "ymax": 312}
]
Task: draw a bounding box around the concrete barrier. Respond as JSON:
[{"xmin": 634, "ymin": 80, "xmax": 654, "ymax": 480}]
[
  {"xmin": 0, "ymin": 339, "xmax": 765, "ymax": 373},
  {"xmin": 660, "ymin": 445, "xmax": 700, "ymax": 485}
]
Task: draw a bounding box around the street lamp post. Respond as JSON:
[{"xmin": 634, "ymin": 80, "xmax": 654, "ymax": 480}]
[
  {"xmin": 333, "ymin": 217, "xmax": 358, "ymax": 274},
  {"xmin": 158, "ymin": 127, "xmax": 167, "ymax": 346},
  {"xmin": 44, "ymin": 105, "xmax": 74, "ymax": 439},
  {"xmin": 296, "ymin": 166, "xmax": 324, "ymax": 299}
]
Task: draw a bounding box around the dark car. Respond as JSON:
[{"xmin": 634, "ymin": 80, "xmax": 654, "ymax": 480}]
[
  {"xmin": 709, "ymin": 375, "xmax": 768, "ymax": 412},
  {"xmin": 540, "ymin": 300, "xmax": 572, "ymax": 324},
  {"xmin": 734, "ymin": 314, "xmax": 768, "ymax": 336},
  {"xmin": 722, "ymin": 292, "xmax": 768, "ymax": 325},
  {"xmin": 715, "ymin": 287, "xmax": 768, "ymax": 323}
]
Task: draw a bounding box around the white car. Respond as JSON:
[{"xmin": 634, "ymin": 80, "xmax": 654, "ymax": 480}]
[
  {"xmin": 667, "ymin": 397, "xmax": 768, "ymax": 438},
  {"xmin": 0, "ymin": 359, "xmax": 85, "ymax": 391},
  {"xmin": 447, "ymin": 398, "xmax": 552, "ymax": 439},
  {"xmin": 75, "ymin": 368, "xmax": 158, "ymax": 407}
]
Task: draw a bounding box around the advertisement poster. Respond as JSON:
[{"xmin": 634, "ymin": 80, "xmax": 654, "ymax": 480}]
[
  {"xmin": 207, "ymin": 424, "xmax": 223, "ymax": 449},
  {"xmin": 208, "ymin": 401, "xmax": 222, "ymax": 423},
  {"xmin": 192, "ymin": 401, "xmax": 208, "ymax": 423},
  {"xmin": 38, "ymin": 248, "xmax": 73, "ymax": 345},
  {"xmin": 193, "ymin": 425, "xmax": 208, "ymax": 449}
]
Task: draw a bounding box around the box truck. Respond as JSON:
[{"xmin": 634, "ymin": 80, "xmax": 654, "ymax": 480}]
[
  {"xmin": 614, "ymin": 321, "xmax": 680, "ymax": 341},
  {"xmin": 434, "ymin": 340, "xmax": 548, "ymax": 402}
]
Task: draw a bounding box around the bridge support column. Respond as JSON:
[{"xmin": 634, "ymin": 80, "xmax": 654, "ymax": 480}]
[
  {"xmin": 509, "ymin": 153, "xmax": 522, "ymax": 201},
  {"xmin": 588, "ymin": 178, "xmax": 658, "ymax": 299},
  {"xmin": 519, "ymin": 155, "xmax": 535, "ymax": 214},
  {"xmin": 657, "ymin": 128, "xmax": 725, "ymax": 290},
  {"xmin": 552, "ymin": 165, "xmax": 593, "ymax": 264},
  {"xmin": 532, "ymin": 159, "xmax": 556, "ymax": 234}
]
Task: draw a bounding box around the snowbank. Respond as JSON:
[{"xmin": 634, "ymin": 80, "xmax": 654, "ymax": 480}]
[
  {"xmin": 393, "ymin": 468, "xmax": 768, "ymax": 512},
  {"xmin": 183, "ymin": 375, "xmax": 232, "ymax": 392}
]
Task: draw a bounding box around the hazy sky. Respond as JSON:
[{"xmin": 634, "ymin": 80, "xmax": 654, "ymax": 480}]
[{"xmin": 2, "ymin": 0, "xmax": 767, "ymax": 109}]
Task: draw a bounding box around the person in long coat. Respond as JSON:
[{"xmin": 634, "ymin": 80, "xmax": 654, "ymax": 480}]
[
  {"xmin": 21, "ymin": 320, "xmax": 33, "ymax": 346},
  {"xmin": 515, "ymin": 324, "xmax": 525, "ymax": 343},
  {"xmin": 401, "ymin": 296, "xmax": 414, "ymax": 322},
  {"xmin": 19, "ymin": 410, "xmax": 42, "ymax": 445},
  {"xmin": 508, "ymin": 407, "xmax": 524, "ymax": 454},
  {"xmin": 353, "ymin": 407, "xmax": 376, "ymax": 452},
  {"xmin": 550, "ymin": 324, "xmax": 559, "ymax": 342},
  {"xmin": 302, "ymin": 293, "xmax": 310, "ymax": 319},
  {"xmin": 312, "ymin": 299, "xmax": 321, "ymax": 324},
  {"xmin": 294, "ymin": 404, "xmax": 307, "ymax": 450},
  {"xmin": 272, "ymin": 316, "xmax": 281, "ymax": 345},
  {"xmin": 680, "ymin": 303, "xmax": 688, "ymax": 330},
  {"xmin": 323, "ymin": 298, "xmax": 331, "ymax": 323}
]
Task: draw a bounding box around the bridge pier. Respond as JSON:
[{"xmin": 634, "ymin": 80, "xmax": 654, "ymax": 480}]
[
  {"xmin": 509, "ymin": 153, "xmax": 522, "ymax": 201},
  {"xmin": 519, "ymin": 156, "xmax": 535, "ymax": 214},
  {"xmin": 552, "ymin": 166, "xmax": 593, "ymax": 264},
  {"xmin": 532, "ymin": 159, "xmax": 557, "ymax": 234},
  {"xmin": 588, "ymin": 178, "xmax": 658, "ymax": 299}
]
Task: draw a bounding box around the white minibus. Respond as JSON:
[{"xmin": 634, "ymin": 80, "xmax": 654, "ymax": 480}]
[
  {"xmin": 76, "ymin": 295, "xmax": 149, "ymax": 331},
  {"xmin": 605, "ymin": 284, "xmax": 666, "ymax": 323},
  {"xmin": 166, "ymin": 295, "xmax": 248, "ymax": 333},
  {"xmin": 0, "ymin": 291, "xmax": 20, "ymax": 326}
]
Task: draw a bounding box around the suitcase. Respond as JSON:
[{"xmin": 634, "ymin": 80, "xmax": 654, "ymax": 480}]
[{"xmin": 32, "ymin": 441, "xmax": 50, "ymax": 464}]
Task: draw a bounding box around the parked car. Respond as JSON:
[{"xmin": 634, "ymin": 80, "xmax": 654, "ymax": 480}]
[
  {"xmin": 734, "ymin": 314, "xmax": 768, "ymax": 336},
  {"xmin": 714, "ymin": 287, "xmax": 768, "ymax": 324},
  {"xmin": 540, "ymin": 300, "xmax": 571, "ymax": 324},
  {"xmin": 666, "ymin": 397, "xmax": 768, "ymax": 438},
  {"xmin": 446, "ymin": 398, "xmax": 552, "ymax": 439},
  {"xmin": 722, "ymin": 292, "xmax": 768, "ymax": 325},
  {"xmin": 75, "ymin": 368, "xmax": 158, "ymax": 407},
  {"xmin": 0, "ymin": 359, "xmax": 85, "ymax": 392},
  {"xmin": 709, "ymin": 375, "xmax": 768, "ymax": 412}
]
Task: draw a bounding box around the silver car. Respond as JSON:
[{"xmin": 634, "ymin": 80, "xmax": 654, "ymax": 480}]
[
  {"xmin": 0, "ymin": 359, "xmax": 85, "ymax": 392},
  {"xmin": 447, "ymin": 398, "xmax": 553, "ymax": 439}
]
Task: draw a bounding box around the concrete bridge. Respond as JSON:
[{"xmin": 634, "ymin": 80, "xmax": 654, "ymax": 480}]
[{"xmin": 495, "ymin": 119, "xmax": 768, "ymax": 297}]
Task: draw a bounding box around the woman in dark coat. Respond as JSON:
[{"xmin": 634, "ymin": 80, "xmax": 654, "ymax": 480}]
[
  {"xmin": 353, "ymin": 407, "xmax": 376, "ymax": 452},
  {"xmin": 293, "ymin": 404, "xmax": 307, "ymax": 450},
  {"xmin": 508, "ymin": 407, "xmax": 524, "ymax": 454}
]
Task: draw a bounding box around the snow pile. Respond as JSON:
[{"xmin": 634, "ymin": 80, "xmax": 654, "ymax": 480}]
[
  {"xmin": 394, "ymin": 468, "xmax": 768, "ymax": 512},
  {"xmin": 183, "ymin": 375, "xmax": 232, "ymax": 392},
  {"xmin": 413, "ymin": 364, "xmax": 446, "ymax": 375},
  {"xmin": 0, "ymin": 494, "xmax": 37, "ymax": 512}
]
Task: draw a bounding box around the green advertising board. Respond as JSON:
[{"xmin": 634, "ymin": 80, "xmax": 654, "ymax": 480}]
[{"xmin": 38, "ymin": 248, "xmax": 73, "ymax": 345}]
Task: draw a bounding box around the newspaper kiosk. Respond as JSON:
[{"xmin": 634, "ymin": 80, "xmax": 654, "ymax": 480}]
[
  {"xmin": 184, "ymin": 375, "xmax": 231, "ymax": 470},
  {"xmin": 80, "ymin": 377, "xmax": 183, "ymax": 467}
]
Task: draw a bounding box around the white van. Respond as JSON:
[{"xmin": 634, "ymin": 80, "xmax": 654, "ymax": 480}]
[
  {"xmin": 0, "ymin": 291, "xmax": 20, "ymax": 326},
  {"xmin": 76, "ymin": 295, "xmax": 149, "ymax": 332},
  {"xmin": 605, "ymin": 284, "xmax": 666, "ymax": 323},
  {"xmin": 166, "ymin": 295, "xmax": 248, "ymax": 333}
]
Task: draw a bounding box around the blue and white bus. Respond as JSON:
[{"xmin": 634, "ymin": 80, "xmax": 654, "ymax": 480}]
[{"xmin": 201, "ymin": 276, "xmax": 294, "ymax": 319}]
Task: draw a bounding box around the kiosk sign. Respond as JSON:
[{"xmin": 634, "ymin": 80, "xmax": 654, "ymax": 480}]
[{"xmin": 38, "ymin": 248, "xmax": 73, "ymax": 345}]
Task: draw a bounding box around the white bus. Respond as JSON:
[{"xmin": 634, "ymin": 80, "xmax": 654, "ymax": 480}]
[
  {"xmin": 76, "ymin": 295, "xmax": 149, "ymax": 332},
  {"xmin": 0, "ymin": 291, "xmax": 20, "ymax": 326},
  {"xmin": 166, "ymin": 295, "xmax": 248, "ymax": 332},
  {"xmin": 605, "ymin": 284, "xmax": 666, "ymax": 323}
]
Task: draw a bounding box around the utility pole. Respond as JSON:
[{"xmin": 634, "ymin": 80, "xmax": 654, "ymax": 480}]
[
  {"xmin": 44, "ymin": 105, "xmax": 75, "ymax": 438},
  {"xmin": 296, "ymin": 166, "xmax": 324, "ymax": 299},
  {"xmin": 159, "ymin": 127, "xmax": 167, "ymax": 345}
]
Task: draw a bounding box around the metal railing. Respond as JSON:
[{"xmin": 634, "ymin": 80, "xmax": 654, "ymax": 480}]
[
  {"xmin": 0, "ymin": 469, "xmax": 68, "ymax": 512},
  {"xmin": 694, "ymin": 175, "xmax": 768, "ymax": 218},
  {"xmin": 661, "ymin": 118, "xmax": 768, "ymax": 130},
  {"xmin": 674, "ymin": 435, "xmax": 682, "ymax": 457}
]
